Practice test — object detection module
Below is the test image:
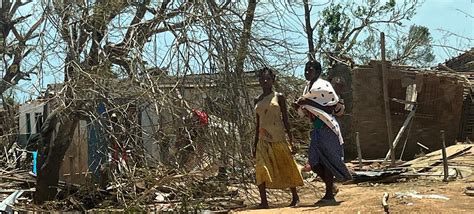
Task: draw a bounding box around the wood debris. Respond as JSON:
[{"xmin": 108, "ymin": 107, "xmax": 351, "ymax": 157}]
[
  {"xmin": 382, "ymin": 192, "xmax": 389, "ymax": 213},
  {"xmin": 465, "ymin": 187, "xmax": 474, "ymax": 196}
]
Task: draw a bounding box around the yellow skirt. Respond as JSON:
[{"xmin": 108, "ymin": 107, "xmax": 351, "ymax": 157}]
[{"xmin": 255, "ymin": 140, "xmax": 304, "ymax": 189}]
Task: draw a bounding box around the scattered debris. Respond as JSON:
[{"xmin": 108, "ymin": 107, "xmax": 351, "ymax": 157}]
[
  {"xmin": 0, "ymin": 165, "xmax": 245, "ymax": 212},
  {"xmin": 348, "ymin": 160, "xmax": 405, "ymax": 171},
  {"xmin": 401, "ymin": 145, "xmax": 472, "ymax": 173},
  {"xmin": 0, "ymin": 190, "xmax": 25, "ymax": 212},
  {"xmin": 376, "ymin": 144, "xmax": 474, "ymax": 182},
  {"xmin": 351, "ymin": 168, "xmax": 406, "ymax": 183},
  {"xmin": 68, "ymin": 196, "xmax": 86, "ymax": 212},
  {"xmin": 395, "ymin": 191, "xmax": 450, "ymax": 200},
  {"xmin": 154, "ymin": 192, "xmax": 172, "ymax": 202},
  {"xmin": 0, "ymin": 188, "xmax": 35, "ymax": 194},
  {"xmin": 417, "ymin": 142, "xmax": 430, "ymax": 151},
  {"xmin": 382, "ymin": 192, "xmax": 389, "ymax": 213},
  {"xmin": 465, "ymin": 187, "xmax": 474, "ymax": 196}
]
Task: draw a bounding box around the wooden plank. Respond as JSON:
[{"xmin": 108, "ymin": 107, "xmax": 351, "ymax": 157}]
[
  {"xmin": 0, "ymin": 188, "xmax": 35, "ymax": 194},
  {"xmin": 402, "ymin": 145, "xmax": 471, "ymax": 166},
  {"xmin": 401, "ymin": 145, "xmax": 472, "ymax": 173},
  {"xmin": 59, "ymin": 120, "xmax": 89, "ymax": 185}
]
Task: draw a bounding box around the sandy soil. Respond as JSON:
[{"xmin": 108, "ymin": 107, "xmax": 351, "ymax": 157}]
[{"xmin": 231, "ymin": 177, "xmax": 474, "ymax": 214}]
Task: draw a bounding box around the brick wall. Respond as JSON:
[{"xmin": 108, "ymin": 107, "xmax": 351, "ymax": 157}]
[{"xmin": 334, "ymin": 61, "xmax": 466, "ymax": 160}]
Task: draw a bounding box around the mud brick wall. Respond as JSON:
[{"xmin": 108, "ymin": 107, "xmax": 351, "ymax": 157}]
[
  {"xmin": 348, "ymin": 62, "xmax": 465, "ymax": 160},
  {"xmin": 327, "ymin": 64, "xmax": 356, "ymax": 159}
]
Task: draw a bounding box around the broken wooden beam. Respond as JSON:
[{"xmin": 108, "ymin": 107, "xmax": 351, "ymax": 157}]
[
  {"xmin": 384, "ymin": 107, "xmax": 416, "ymax": 162},
  {"xmin": 400, "ymin": 145, "xmax": 472, "ymax": 170},
  {"xmin": 399, "ymin": 115, "xmax": 416, "ymax": 160}
]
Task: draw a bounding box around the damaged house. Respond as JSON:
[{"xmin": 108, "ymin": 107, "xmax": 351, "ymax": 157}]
[
  {"xmin": 440, "ymin": 48, "xmax": 474, "ymax": 141},
  {"xmin": 329, "ymin": 60, "xmax": 469, "ymax": 160}
]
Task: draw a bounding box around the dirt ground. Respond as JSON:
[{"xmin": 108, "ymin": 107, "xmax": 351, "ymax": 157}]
[{"xmin": 231, "ymin": 177, "xmax": 474, "ymax": 213}]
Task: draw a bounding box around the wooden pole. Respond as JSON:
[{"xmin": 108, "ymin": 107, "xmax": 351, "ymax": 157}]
[
  {"xmin": 356, "ymin": 132, "xmax": 363, "ymax": 169},
  {"xmin": 441, "ymin": 130, "xmax": 449, "ymax": 182},
  {"xmin": 380, "ymin": 32, "xmax": 395, "ymax": 166},
  {"xmin": 384, "ymin": 108, "xmax": 416, "ymax": 161},
  {"xmin": 399, "ymin": 116, "xmax": 415, "ymax": 160}
]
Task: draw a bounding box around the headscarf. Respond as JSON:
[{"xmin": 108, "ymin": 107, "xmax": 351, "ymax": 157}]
[{"xmin": 299, "ymin": 78, "xmax": 344, "ymax": 145}]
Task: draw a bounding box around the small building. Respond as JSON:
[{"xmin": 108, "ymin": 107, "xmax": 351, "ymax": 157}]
[
  {"xmin": 18, "ymin": 100, "xmax": 45, "ymax": 146},
  {"xmin": 17, "ymin": 71, "xmax": 259, "ymax": 184},
  {"xmin": 18, "ymin": 97, "xmax": 90, "ymax": 184},
  {"xmin": 329, "ymin": 61, "xmax": 468, "ymax": 160}
]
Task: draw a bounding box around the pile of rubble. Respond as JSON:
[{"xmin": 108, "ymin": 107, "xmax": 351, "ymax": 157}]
[
  {"xmin": 345, "ymin": 144, "xmax": 474, "ymax": 183},
  {"xmin": 0, "ymin": 165, "xmax": 246, "ymax": 212}
]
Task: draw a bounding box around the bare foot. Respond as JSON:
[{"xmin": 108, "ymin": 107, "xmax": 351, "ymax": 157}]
[
  {"xmin": 289, "ymin": 196, "xmax": 300, "ymax": 207},
  {"xmin": 255, "ymin": 203, "xmax": 269, "ymax": 209},
  {"xmin": 314, "ymin": 197, "xmax": 337, "ymax": 205}
]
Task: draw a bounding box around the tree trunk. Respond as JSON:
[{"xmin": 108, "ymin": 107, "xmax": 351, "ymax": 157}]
[
  {"xmin": 233, "ymin": 0, "xmax": 258, "ymax": 117},
  {"xmin": 234, "ymin": 0, "xmax": 257, "ymax": 75},
  {"xmin": 231, "ymin": 0, "xmax": 258, "ymax": 163},
  {"xmin": 303, "ymin": 0, "xmax": 315, "ymax": 60},
  {"xmin": 34, "ymin": 109, "xmax": 78, "ymax": 204}
]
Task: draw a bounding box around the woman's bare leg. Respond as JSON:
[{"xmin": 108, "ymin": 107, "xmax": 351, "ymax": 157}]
[
  {"xmin": 289, "ymin": 187, "xmax": 299, "ymax": 206},
  {"xmin": 257, "ymin": 183, "xmax": 269, "ymax": 209},
  {"xmin": 322, "ymin": 166, "xmax": 335, "ymax": 200}
]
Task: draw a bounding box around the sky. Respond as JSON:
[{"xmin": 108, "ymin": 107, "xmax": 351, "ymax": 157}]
[
  {"xmin": 409, "ymin": 0, "xmax": 473, "ymax": 62},
  {"xmin": 299, "ymin": 0, "xmax": 474, "ymax": 64},
  {"xmin": 5, "ymin": 0, "xmax": 474, "ymax": 103}
]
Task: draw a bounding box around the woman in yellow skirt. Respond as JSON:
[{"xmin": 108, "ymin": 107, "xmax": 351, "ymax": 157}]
[{"xmin": 253, "ymin": 67, "xmax": 304, "ymax": 209}]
